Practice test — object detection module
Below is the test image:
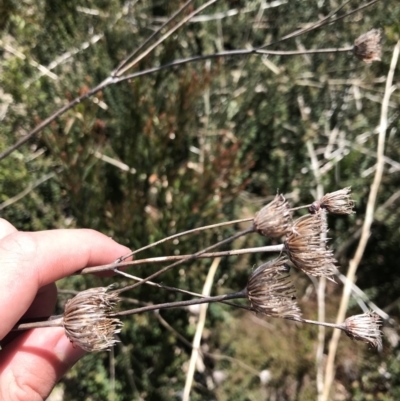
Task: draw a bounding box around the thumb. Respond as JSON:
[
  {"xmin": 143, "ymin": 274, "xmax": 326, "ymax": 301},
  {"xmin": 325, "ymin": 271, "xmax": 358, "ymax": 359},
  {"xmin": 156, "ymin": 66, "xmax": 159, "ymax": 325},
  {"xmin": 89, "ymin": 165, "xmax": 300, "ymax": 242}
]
[{"xmin": 0, "ymin": 328, "xmax": 85, "ymax": 401}]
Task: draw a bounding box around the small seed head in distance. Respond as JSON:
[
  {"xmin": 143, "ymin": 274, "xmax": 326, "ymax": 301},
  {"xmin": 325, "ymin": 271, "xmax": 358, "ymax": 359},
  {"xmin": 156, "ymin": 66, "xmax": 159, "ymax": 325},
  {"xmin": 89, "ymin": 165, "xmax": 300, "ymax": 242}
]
[
  {"xmin": 63, "ymin": 286, "xmax": 123, "ymax": 352},
  {"xmin": 246, "ymin": 256, "xmax": 301, "ymax": 320},
  {"xmin": 319, "ymin": 187, "xmax": 355, "ymax": 215},
  {"xmin": 284, "ymin": 211, "xmax": 338, "ymax": 277},
  {"xmin": 353, "ymin": 29, "xmax": 382, "ymax": 63},
  {"xmin": 342, "ymin": 312, "xmax": 382, "ymax": 350},
  {"xmin": 253, "ymin": 194, "xmax": 293, "ymax": 238}
]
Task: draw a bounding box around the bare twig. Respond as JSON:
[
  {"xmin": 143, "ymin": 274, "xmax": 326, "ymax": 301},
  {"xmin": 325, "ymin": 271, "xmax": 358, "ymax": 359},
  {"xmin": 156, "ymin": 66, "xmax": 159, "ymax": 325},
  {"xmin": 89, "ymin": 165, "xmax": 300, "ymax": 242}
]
[
  {"xmin": 306, "ymin": 139, "xmax": 326, "ymax": 401},
  {"xmin": 183, "ymin": 257, "xmax": 221, "ymax": 401},
  {"xmin": 82, "ymin": 244, "xmax": 284, "ymax": 275},
  {"xmin": 0, "ymin": 44, "xmax": 359, "ymax": 162},
  {"xmin": 115, "ymin": 0, "xmax": 217, "ymax": 76},
  {"xmin": 116, "ymin": 218, "xmax": 254, "ymax": 263},
  {"xmin": 110, "ymin": 291, "xmax": 247, "ymax": 317},
  {"xmin": 322, "ymin": 41, "xmax": 400, "ymax": 401},
  {"xmin": 0, "ymin": 172, "xmax": 56, "ymax": 211},
  {"xmin": 113, "ymin": 0, "xmax": 196, "ymax": 75},
  {"xmin": 112, "ymin": 228, "xmax": 254, "ymax": 294}
]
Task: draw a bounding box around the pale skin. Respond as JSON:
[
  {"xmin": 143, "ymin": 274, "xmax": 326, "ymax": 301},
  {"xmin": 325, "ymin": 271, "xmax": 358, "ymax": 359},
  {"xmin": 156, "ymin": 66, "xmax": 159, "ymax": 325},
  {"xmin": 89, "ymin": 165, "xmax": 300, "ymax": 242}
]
[{"xmin": 0, "ymin": 218, "xmax": 131, "ymax": 401}]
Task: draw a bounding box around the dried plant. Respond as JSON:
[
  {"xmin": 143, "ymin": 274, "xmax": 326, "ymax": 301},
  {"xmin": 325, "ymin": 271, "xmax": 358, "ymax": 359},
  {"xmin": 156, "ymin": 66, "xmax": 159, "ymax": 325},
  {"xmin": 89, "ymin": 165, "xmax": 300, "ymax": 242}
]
[
  {"xmin": 353, "ymin": 29, "xmax": 382, "ymax": 63},
  {"xmin": 284, "ymin": 211, "xmax": 338, "ymax": 277},
  {"xmin": 246, "ymin": 256, "xmax": 301, "ymax": 320},
  {"xmin": 341, "ymin": 312, "xmax": 382, "ymax": 349},
  {"xmin": 12, "ymin": 187, "xmax": 384, "ymax": 355},
  {"xmin": 309, "ymin": 187, "xmax": 355, "ymax": 215},
  {"xmin": 253, "ymin": 194, "xmax": 293, "ymax": 238},
  {"xmin": 63, "ymin": 286, "xmax": 123, "ymax": 352}
]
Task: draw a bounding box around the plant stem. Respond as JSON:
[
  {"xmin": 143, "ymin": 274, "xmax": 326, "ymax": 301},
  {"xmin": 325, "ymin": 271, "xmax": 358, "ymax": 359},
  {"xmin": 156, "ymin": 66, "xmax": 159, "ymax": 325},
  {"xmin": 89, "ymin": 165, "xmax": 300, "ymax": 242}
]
[
  {"xmin": 116, "ymin": 218, "xmax": 254, "ymax": 262},
  {"xmin": 115, "ymin": 48, "xmax": 353, "ymax": 85},
  {"xmin": 12, "ymin": 315, "xmax": 64, "ymax": 331},
  {"xmin": 112, "ymin": 227, "xmax": 255, "ymax": 295},
  {"xmin": 299, "ymin": 318, "xmax": 341, "ymax": 331},
  {"xmin": 110, "ymin": 290, "xmax": 247, "ymax": 317},
  {"xmin": 82, "ymin": 244, "xmax": 283, "ymax": 274},
  {"xmin": 290, "ymin": 204, "xmax": 313, "ymax": 211}
]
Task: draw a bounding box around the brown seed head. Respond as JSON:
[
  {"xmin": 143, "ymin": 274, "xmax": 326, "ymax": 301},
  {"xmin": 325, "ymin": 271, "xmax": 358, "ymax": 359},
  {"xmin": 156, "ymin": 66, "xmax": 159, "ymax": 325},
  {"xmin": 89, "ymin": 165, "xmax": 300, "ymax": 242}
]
[
  {"xmin": 342, "ymin": 312, "xmax": 382, "ymax": 349},
  {"xmin": 253, "ymin": 194, "xmax": 293, "ymax": 238},
  {"xmin": 353, "ymin": 29, "xmax": 382, "ymax": 63},
  {"xmin": 319, "ymin": 187, "xmax": 355, "ymax": 215},
  {"xmin": 246, "ymin": 256, "xmax": 301, "ymax": 320},
  {"xmin": 284, "ymin": 211, "xmax": 337, "ymax": 277},
  {"xmin": 63, "ymin": 286, "xmax": 123, "ymax": 352}
]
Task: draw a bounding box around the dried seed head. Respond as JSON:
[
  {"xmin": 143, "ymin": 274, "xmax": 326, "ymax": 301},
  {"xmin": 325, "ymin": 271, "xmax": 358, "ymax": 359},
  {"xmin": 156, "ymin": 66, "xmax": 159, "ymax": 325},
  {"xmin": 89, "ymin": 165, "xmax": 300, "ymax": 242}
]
[
  {"xmin": 284, "ymin": 211, "xmax": 338, "ymax": 277},
  {"xmin": 254, "ymin": 194, "xmax": 293, "ymax": 238},
  {"xmin": 353, "ymin": 29, "xmax": 382, "ymax": 63},
  {"xmin": 319, "ymin": 187, "xmax": 355, "ymax": 215},
  {"xmin": 342, "ymin": 312, "xmax": 382, "ymax": 349},
  {"xmin": 246, "ymin": 256, "xmax": 301, "ymax": 320},
  {"xmin": 63, "ymin": 286, "xmax": 123, "ymax": 352}
]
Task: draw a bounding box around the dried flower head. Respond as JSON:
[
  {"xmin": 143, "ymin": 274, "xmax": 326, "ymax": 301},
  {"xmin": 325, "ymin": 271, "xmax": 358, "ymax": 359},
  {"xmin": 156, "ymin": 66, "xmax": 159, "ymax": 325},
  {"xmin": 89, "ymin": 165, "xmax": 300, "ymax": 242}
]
[
  {"xmin": 253, "ymin": 194, "xmax": 293, "ymax": 238},
  {"xmin": 284, "ymin": 211, "xmax": 337, "ymax": 277},
  {"xmin": 342, "ymin": 312, "xmax": 382, "ymax": 349},
  {"xmin": 353, "ymin": 29, "xmax": 382, "ymax": 63},
  {"xmin": 311, "ymin": 187, "xmax": 355, "ymax": 215},
  {"xmin": 63, "ymin": 286, "xmax": 123, "ymax": 352},
  {"xmin": 246, "ymin": 256, "xmax": 301, "ymax": 320}
]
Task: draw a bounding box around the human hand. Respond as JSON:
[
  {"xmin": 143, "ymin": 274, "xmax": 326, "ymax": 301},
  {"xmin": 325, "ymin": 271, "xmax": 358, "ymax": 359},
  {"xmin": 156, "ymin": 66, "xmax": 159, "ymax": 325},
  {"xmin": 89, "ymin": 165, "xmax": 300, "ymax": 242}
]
[{"xmin": 0, "ymin": 218, "xmax": 130, "ymax": 401}]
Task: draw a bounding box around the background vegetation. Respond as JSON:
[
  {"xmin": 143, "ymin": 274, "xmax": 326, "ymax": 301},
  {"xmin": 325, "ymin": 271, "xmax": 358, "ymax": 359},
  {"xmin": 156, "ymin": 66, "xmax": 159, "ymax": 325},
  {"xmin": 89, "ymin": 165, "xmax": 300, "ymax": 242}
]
[{"xmin": 1, "ymin": 0, "xmax": 400, "ymax": 400}]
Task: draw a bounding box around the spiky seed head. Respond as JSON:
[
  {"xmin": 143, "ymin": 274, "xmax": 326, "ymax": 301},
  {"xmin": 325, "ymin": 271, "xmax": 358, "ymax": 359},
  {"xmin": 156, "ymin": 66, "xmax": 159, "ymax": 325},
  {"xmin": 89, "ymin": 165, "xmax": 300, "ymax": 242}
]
[
  {"xmin": 319, "ymin": 187, "xmax": 355, "ymax": 215},
  {"xmin": 63, "ymin": 286, "xmax": 123, "ymax": 352},
  {"xmin": 353, "ymin": 29, "xmax": 382, "ymax": 63},
  {"xmin": 342, "ymin": 312, "xmax": 382, "ymax": 349},
  {"xmin": 246, "ymin": 256, "xmax": 301, "ymax": 320},
  {"xmin": 253, "ymin": 194, "xmax": 293, "ymax": 238},
  {"xmin": 284, "ymin": 211, "xmax": 338, "ymax": 277}
]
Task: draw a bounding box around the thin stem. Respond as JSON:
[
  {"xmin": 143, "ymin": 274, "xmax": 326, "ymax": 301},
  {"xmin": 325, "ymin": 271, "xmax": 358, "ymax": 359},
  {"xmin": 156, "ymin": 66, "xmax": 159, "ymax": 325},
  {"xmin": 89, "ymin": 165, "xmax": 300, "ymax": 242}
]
[
  {"xmin": 322, "ymin": 40, "xmax": 400, "ymax": 401},
  {"xmin": 115, "ymin": 47, "xmax": 353, "ymax": 85},
  {"xmin": 12, "ymin": 316, "xmax": 64, "ymax": 331},
  {"xmin": 113, "ymin": 0, "xmax": 196, "ymax": 75},
  {"xmin": 110, "ymin": 290, "xmax": 247, "ymax": 317},
  {"xmin": 299, "ymin": 318, "xmax": 342, "ymax": 331},
  {"xmin": 112, "ymin": 227, "xmax": 255, "ymax": 295},
  {"xmin": 116, "ymin": 0, "xmax": 217, "ymax": 76},
  {"xmin": 0, "ymin": 76, "xmax": 114, "ymax": 161},
  {"xmin": 0, "ymin": 44, "xmax": 357, "ymax": 161},
  {"xmin": 82, "ymin": 244, "xmax": 284, "ymax": 275},
  {"xmin": 290, "ymin": 204, "xmax": 313, "ymax": 212},
  {"xmin": 260, "ymin": 0, "xmax": 380, "ymax": 49},
  {"xmin": 117, "ymin": 217, "xmax": 254, "ymax": 262}
]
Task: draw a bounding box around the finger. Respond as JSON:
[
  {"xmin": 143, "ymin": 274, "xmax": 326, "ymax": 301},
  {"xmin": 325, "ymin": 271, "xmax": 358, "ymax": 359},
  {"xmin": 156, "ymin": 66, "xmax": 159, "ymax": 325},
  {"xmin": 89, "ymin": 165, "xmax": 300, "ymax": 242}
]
[
  {"xmin": 0, "ymin": 229, "xmax": 130, "ymax": 339},
  {"xmin": 1, "ymin": 283, "xmax": 57, "ymax": 348},
  {"xmin": 0, "ymin": 218, "xmax": 17, "ymax": 239},
  {"xmin": 0, "ymin": 327, "xmax": 85, "ymax": 401}
]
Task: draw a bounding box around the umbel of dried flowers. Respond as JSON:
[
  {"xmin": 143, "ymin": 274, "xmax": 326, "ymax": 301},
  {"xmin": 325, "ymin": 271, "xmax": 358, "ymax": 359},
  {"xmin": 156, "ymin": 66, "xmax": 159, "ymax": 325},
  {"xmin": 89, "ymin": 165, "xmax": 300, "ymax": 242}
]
[
  {"xmin": 253, "ymin": 194, "xmax": 293, "ymax": 238},
  {"xmin": 284, "ymin": 210, "xmax": 337, "ymax": 277},
  {"xmin": 353, "ymin": 29, "xmax": 382, "ymax": 63},
  {"xmin": 309, "ymin": 187, "xmax": 355, "ymax": 215},
  {"xmin": 246, "ymin": 256, "xmax": 301, "ymax": 320},
  {"xmin": 63, "ymin": 286, "xmax": 123, "ymax": 352},
  {"xmin": 341, "ymin": 311, "xmax": 383, "ymax": 350}
]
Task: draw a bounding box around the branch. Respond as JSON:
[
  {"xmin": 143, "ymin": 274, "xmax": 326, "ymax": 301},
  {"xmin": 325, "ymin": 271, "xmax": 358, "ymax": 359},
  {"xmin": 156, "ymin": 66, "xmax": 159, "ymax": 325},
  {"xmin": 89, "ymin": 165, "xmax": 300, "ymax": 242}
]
[
  {"xmin": 0, "ymin": 45, "xmax": 361, "ymax": 161},
  {"xmin": 322, "ymin": 40, "xmax": 400, "ymax": 401}
]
